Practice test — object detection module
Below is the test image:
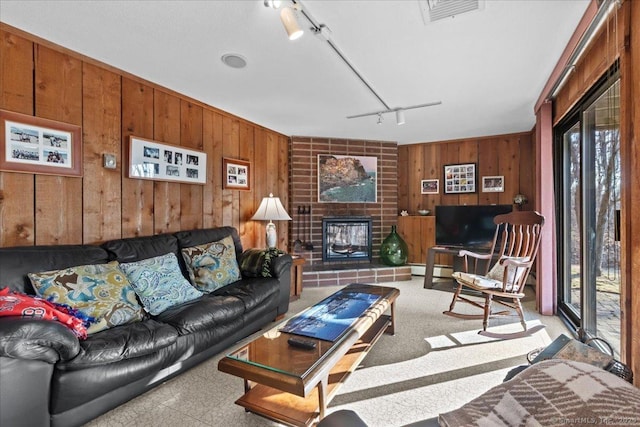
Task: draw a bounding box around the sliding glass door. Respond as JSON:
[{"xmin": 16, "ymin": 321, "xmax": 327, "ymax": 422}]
[{"xmin": 556, "ymin": 75, "xmax": 620, "ymax": 356}]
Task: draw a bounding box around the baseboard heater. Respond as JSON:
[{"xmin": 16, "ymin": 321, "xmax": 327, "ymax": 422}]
[{"xmin": 409, "ymin": 263, "xmax": 453, "ymax": 278}]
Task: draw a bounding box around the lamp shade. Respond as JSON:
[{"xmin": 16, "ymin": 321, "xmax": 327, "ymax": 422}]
[
  {"xmin": 251, "ymin": 194, "xmax": 291, "ymax": 248},
  {"xmin": 251, "ymin": 193, "xmax": 292, "ymax": 222}
]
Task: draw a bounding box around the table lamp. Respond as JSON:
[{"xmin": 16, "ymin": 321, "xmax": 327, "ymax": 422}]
[{"xmin": 251, "ymin": 193, "xmax": 292, "ymax": 248}]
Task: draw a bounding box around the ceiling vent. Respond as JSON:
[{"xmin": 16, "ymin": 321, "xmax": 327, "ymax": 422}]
[{"xmin": 419, "ymin": 0, "xmax": 485, "ymax": 24}]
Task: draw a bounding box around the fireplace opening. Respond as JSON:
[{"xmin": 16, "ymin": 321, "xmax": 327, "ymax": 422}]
[{"xmin": 322, "ymin": 216, "xmax": 373, "ymax": 263}]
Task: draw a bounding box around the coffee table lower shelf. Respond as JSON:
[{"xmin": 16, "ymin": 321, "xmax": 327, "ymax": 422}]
[{"xmin": 235, "ymin": 314, "xmax": 392, "ymax": 427}]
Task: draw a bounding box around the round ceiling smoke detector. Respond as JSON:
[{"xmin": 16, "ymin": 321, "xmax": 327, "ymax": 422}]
[{"xmin": 221, "ymin": 53, "xmax": 247, "ymax": 69}]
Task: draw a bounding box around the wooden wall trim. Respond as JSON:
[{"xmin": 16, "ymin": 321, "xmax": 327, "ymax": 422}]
[
  {"xmin": 534, "ymin": 0, "xmax": 599, "ymax": 112},
  {"xmin": 619, "ymin": 0, "xmax": 639, "ymax": 386},
  {"xmin": 552, "ymin": 3, "xmax": 623, "ymax": 125},
  {"xmin": 400, "ymin": 130, "xmax": 533, "ymax": 148}
]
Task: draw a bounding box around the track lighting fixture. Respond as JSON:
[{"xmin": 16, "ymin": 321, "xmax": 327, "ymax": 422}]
[
  {"xmin": 348, "ymin": 101, "xmax": 442, "ymax": 126},
  {"xmin": 263, "ymin": 0, "xmax": 282, "ymax": 8},
  {"xmin": 264, "ymin": 1, "xmax": 303, "ymax": 41},
  {"xmin": 280, "ymin": 6, "xmax": 303, "ymax": 40},
  {"xmin": 265, "ymin": 1, "xmax": 442, "ymax": 125}
]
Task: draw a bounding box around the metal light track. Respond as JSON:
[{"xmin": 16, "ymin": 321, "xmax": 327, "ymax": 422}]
[
  {"xmin": 292, "ymin": 0, "xmax": 441, "ymax": 120},
  {"xmin": 346, "ymin": 101, "xmax": 443, "ymax": 120}
]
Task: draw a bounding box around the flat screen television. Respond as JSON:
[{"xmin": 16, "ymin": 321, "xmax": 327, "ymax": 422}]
[{"xmin": 435, "ymin": 204, "xmax": 513, "ymax": 250}]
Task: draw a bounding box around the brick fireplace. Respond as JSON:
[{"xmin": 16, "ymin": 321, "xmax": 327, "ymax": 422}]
[{"xmin": 289, "ymin": 137, "xmax": 411, "ymax": 286}]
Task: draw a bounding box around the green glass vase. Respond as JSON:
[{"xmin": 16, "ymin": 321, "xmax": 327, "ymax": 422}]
[{"xmin": 380, "ymin": 225, "xmax": 408, "ymax": 266}]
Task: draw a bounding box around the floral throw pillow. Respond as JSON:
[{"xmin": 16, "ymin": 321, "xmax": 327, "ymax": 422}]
[
  {"xmin": 28, "ymin": 261, "xmax": 144, "ymax": 335},
  {"xmin": 181, "ymin": 235, "xmax": 241, "ymax": 292},
  {"xmin": 120, "ymin": 252, "xmax": 203, "ymax": 315}
]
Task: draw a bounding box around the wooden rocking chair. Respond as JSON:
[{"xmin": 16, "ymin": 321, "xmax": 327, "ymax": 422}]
[{"xmin": 443, "ymin": 210, "xmax": 545, "ymax": 339}]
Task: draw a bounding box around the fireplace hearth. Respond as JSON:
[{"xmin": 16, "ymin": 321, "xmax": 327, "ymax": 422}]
[{"xmin": 322, "ymin": 216, "xmax": 372, "ymax": 263}]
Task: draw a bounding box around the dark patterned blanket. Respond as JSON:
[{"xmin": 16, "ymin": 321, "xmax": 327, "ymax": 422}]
[{"xmin": 439, "ymin": 359, "xmax": 640, "ymax": 426}]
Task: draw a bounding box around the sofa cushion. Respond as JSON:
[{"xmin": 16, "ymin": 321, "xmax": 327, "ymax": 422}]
[
  {"xmin": 0, "ymin": 245, "xmax": 109, "ymax": 294},
  {"xmin": 120, "ymin": 253, "xmax": 203, "ymax": 315},
  {"xmin": 154, "ymin": 293, "xmax": 245, "ymax": 335},
  {"xmin": 214, "ymin": 277, "xmax": 279, "ymax": 313},
  {"xmin": 438, "ymin": 359, "xmax": 640, "ymax": 427},
  {"xmin": 58, "ymin": 319, "xmax": 179, "ymax": 369},
  {"xmin": 181, "ymin": 236, "xmax": 241, "ymax": 292},
  {"xmin": 174, "ymin": 226, "xmax": 243, "ymax": 260},
  {"xmin": 486, "ymin": 256, "xmax": 529, "ymax": 286},
  {"xmin": 102, "ymin": 233, "xmax": 181, "ymax": 265},
  {"xmin": 28, "ymin": 261, "xmax": 144, "ymax": 335}
]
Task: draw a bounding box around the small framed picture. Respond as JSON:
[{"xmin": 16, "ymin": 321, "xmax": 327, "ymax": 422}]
[
  {"xmin": 223, "ymin": 158, "xmax": 251, "ymax": 191},
  {"xmin": 0, "ymin": 109, "xmax": 82, "ymax": 177},
  {"xmin": 482, "ymin": 176, "xmax": 505, "ymax": 192},
  {"xmin": 444, "ymin": 163, "xmax": 476, "ymax": 194},
  {"xmin": 421, "ymin": 179, "xmax": 439, "ymax": 194}
]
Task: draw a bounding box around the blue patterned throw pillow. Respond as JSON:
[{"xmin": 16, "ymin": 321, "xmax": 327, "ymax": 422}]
[
  {"xmin": 119, "ymin": 253, "xmax": 203, "ymax": 315},
  {"xmin": 181, "ymin": 235, "xmax": 241, "ymax": 293}
]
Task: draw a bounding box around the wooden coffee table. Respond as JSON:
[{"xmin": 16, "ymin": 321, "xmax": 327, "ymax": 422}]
[{"xmin": 218, "ymin": 283, "xmax": 399, "ymax": 427}]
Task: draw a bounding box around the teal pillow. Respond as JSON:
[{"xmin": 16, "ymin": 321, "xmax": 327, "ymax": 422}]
[
  {"xmin": 28, "ymin": 261, "xmax": 144, "ymax": 334},
  {"xmin": 120, "ymin": 253, "xmax": 203, "ymax": 315},
  {"xmin": 181, "ymin": 236, "xmax": 241, "ymax": 292}
]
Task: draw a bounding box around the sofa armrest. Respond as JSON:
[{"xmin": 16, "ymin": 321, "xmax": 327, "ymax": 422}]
[
  {"xmin": 271, "ymin": 253, "xmax": 293, "ymax": 279},
  {"xmin": 1, "ymin": 357, "xmax": 53, "ymax": 427},
  {"xmin": 0, "ymin": 317, "xmax": 80, "ymax": 363},
  {"xmin": 238, "ymin": 250, "xmax": 293, "ymax": 316},
  {"xmin": 272, "ymin": 254, "xmax": 292, "ymax": 316}
]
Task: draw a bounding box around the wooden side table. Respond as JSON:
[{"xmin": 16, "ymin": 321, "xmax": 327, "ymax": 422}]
[
  {"xmin": 423, "ymin": 246, "xmax": 462, "ymax": 288},
  {"xmin": 290, "ymin": 256, "xmax": 305, "ymax": 300}
]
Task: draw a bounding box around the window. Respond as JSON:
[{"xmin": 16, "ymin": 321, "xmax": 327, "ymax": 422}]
[{"xmin": 554, "ymin": 67, "xmax": 620, "ymax": 356}]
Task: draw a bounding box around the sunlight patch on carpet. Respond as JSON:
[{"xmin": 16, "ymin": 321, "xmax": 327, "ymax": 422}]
[
  {"xmin": 425, "ymin": 319, "xmax": 546, "ymax": 350},
  {"xmin": 336, "ymin": 320, "xmax": 552, "ymax": 397}
]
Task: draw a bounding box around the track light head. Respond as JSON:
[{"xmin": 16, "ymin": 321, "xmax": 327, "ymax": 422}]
[
  {"xmin": 395, "ymin": 109, "xmax": 406, "ymax": 125},
  {"xmin": 264, "ymin": 0, "xmax": 282, "ymax": 9},
  {"xmin": 377, "ymin": 113, "xmax": 383, "ymax": 125},
  {"xmin": 280, "ymin": 7, "xmax": 303, "ymax": 40}
]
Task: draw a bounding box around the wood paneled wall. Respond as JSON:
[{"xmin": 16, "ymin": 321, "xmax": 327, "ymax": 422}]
[
  {"xmin": 397, "ymin": 131, "xmax": 535, "ymax": 214},
  {"xmin": 0, "ymin": 26, "xmax": 289, "ymax": 250}
]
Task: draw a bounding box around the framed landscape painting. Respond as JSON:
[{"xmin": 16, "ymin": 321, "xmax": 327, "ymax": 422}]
[{"xmin": 318, "ymin": 154, "xmax": 377, "ymax": 203}]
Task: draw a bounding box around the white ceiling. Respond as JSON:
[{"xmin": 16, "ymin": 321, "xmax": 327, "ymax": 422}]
[{"xmin": 0, "ymin": 0, "xmax": 589, "ymax": 145}]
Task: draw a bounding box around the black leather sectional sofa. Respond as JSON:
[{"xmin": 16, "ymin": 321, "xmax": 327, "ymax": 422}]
[{"xmin": 0, "ymin": 226, "xmax": 292, "ymax": 427}]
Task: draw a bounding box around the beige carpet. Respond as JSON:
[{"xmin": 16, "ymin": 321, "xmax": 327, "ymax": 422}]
[{"xmin": 85, "ymin": 277, "xmax": 570, "ymax": 427}]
